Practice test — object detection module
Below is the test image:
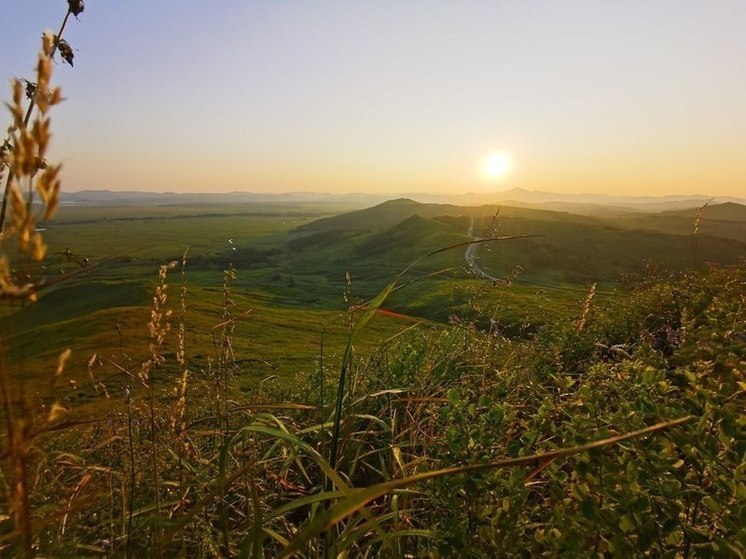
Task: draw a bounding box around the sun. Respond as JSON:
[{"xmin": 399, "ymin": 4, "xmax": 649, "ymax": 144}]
[{"xmin": 481, "ymin": 151, "xmax": 512, "ymax": 181}]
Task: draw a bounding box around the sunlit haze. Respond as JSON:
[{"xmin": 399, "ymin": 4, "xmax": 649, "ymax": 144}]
[
  {"xmin": 2, "ymin": 1, "xmax": 745, "ymax": 197},
  {"xmin": 481, "ymin": 152, "xmax": 513, "ymax": 184}
]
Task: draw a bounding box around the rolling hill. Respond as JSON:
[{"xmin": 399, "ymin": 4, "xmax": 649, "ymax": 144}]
[{"xmin": 281, "ymin": 199, "xmax": 746, "ymax": 294}]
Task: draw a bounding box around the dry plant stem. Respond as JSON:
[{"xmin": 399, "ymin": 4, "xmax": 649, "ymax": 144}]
[
  {"xmin": 174, "ymin": 249, "xmax": 189, "ymax": 553},
  {"xmin": 125, "ymin": 389, "xmax": 135, "ymax": 558},
  {"xmin": 0, "ymin": 364, "xmax": 32, "ymax": 558},
  {"xmin": 212, "ymin": 265, "xmax": 236, "ymax": 447},
  {"xmin": 0, "ymin": 117, "xmax": 63, "ymax": 546},
  {"xmin": 148, "ymin": 385, "xmax": 163, "ymax": 557},
  {"xmin": 107, "ymin": 420, "xmax": 116, "ymax": 557},
  {"xmin": 138, "ymin": 262, "xmax": 174, "ymax": 556},
  {"xmin": 0, "ymin": 9, "xmax": 72, "ymax": 233},
  {"xmin": 318, "ymin": 336, "xmax": 325, "ymax": 442},
  {"xmin": 691, "ymin": 197, "xmax": 713, "ymax": 270}
]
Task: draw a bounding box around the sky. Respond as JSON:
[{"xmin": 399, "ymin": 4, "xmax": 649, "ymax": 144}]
[{"xmin": 1, "ymin": 1, "xmax": 745, "ymax": 197}]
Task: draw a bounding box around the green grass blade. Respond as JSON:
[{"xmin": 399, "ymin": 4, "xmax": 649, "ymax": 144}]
[{"xmin": 278, "ymin": 416, "xmax": 692, "ymax": 558}]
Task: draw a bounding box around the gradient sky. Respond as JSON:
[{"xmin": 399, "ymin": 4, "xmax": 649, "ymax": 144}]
[{"xmin": 2, "ymin": 1, "xmax": 745, "ymax": 196}]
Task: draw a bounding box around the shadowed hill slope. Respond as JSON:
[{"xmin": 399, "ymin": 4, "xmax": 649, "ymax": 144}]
[{"xmin": 612, "ymin": 202, "xmax": 746, "ymax": 243}]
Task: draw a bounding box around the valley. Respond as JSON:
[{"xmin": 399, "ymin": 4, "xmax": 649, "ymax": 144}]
[
  {"xmin": 5, "ymin": 193, "xmax": 744, "ymax": 402},
  {"xmin": 2, "ymin": 190, "xmax": 744, "ymax": 556}
]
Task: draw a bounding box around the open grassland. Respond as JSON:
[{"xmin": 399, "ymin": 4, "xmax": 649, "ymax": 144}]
[
  {"xmin": 2, "ymin": 275, "xmax": 410, "ymax": 417},
  {"xmin": 7, "ymin": 198, "xmax": 744, "ymax": 396},
  {"xmin": 1, "ymin": 198, "xmax": 744, "ymax": 557},
  {"xmin": 44, "ymin": 203, "xmax": 333, "ymax": 260}
]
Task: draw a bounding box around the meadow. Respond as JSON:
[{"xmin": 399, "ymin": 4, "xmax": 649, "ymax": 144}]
[
  {"xmin": 17, "ymin": 194, "xmax": 741, "ymax": 393},
  {"xmin": 2, "ymin": 189, "xmax": 744, "ymax": 557}
]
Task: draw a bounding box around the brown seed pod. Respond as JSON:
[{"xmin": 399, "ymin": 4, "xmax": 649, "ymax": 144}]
[{"xmin": 68, "ymin": 0, "xmax": 84, "ymax": 17}]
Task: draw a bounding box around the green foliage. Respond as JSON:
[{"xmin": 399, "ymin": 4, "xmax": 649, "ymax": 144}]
[
  {"xmin": 2, "ymin": 244, "xmax": 744, "ymax": 557},
  {"xmin": 368, "ymin": 264, "xmax": 745, "ymax": 558},
  {"xmin": 2, "ymin": 186, "xmax": 744, "ymax": 556}
]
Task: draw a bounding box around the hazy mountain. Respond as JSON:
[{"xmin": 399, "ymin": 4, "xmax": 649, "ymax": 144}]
[
  {"xmin": 402, "ymin": 188, "xmax": 746, "ymax": 212},
  {"xmin": 663, "ymin": 201, "xmax": 746, "ymax": 221},
  {"xmin": 61, "ymin": 188, "xmax": 746, "ymax": 213},
  {"xmin": 61, "ymin": 189, "xmax": 388, "ymax": 208}
]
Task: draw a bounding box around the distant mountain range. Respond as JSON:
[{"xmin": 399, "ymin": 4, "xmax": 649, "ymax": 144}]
[
  {"xmin": 61, "ymin": 190, "xmax": 353, "ymax": 205},
  {"xmin": 399, "ymin": 188, "xmax": 746, "ymax": 213},
  {"xmin": 61, "ymin": 188, "xmax": 745, "ymax": 213}
]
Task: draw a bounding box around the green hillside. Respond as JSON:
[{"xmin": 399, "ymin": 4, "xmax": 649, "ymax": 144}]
[
  {"xmin": 24, "ymin": 199, "xmax": 745, "ymax": 328},
  {"xmin": 612, "ymin": 202, "xmax": 746, "ymax": 243},
  {"xmin": 276, "ymin": 199, "xmax": 746, "ymax": 298},
  {"xmin": 291, "ymin": 198, "xmax": 456, "ymax": 234},
  {"xmin": 7, "ymin": 197, "xmax": 745, "ymax": 387}
]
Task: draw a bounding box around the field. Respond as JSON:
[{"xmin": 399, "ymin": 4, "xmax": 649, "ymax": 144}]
[
  {"xmin": 13, "ymin": 195, "xmax": 745, "ymax": 395},
  {"xmin": 1, "ymin": 193, "xmax": 745, "ymax": 557},
  {"xmin": 4, "ymin": 194, "xmax": 745, "ymax": 414}
]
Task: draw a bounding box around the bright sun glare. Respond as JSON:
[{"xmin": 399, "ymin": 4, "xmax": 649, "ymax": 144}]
[{"xmin": 481, "ymin": 151, "xmax": 512, "ymax": 181}]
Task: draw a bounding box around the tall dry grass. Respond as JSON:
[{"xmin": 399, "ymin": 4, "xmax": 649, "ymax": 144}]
[{"xmin": 0, "ymin": 7, "xmax": 80, "ymax": 554}]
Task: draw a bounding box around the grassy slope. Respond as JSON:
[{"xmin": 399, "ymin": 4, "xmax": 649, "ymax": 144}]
[
  {"xmin": 6, "ymin": 198, "xmax": 744, "ymax": 407},
  {"xmin": 4, "ymin": 282, "xmax": 409, "ymax": 415},
  {"xmin": 281, "ymin": 199, "xmax": 746, "ymax": 301}
]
